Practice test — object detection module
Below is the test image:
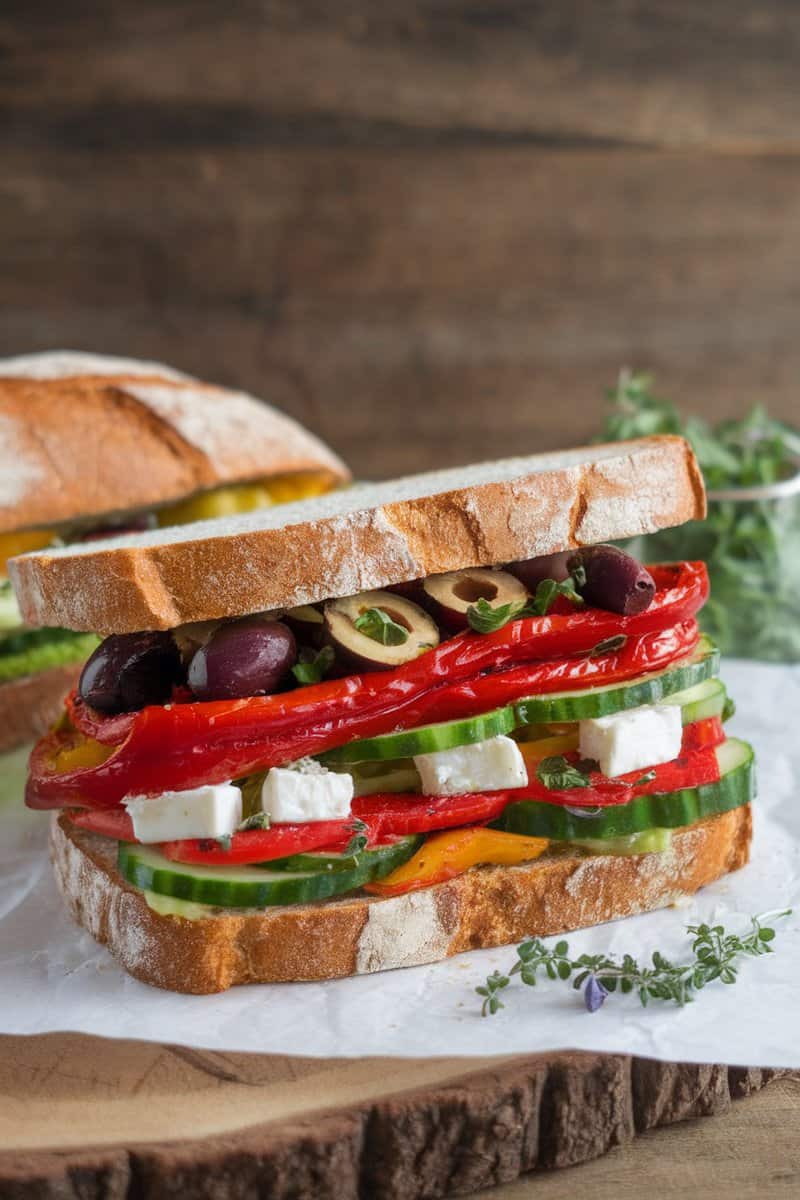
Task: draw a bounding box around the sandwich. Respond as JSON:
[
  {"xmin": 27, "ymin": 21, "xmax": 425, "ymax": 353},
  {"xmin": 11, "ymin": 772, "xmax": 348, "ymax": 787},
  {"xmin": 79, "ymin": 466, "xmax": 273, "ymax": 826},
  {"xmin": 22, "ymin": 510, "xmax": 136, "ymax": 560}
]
[
  {"xmin": 9, "ymin": 435, "xmax": 753, "ymax": 994},
  {"xmin": 0, "ymin": 351, "xmax": 348, "ymax": 811}
]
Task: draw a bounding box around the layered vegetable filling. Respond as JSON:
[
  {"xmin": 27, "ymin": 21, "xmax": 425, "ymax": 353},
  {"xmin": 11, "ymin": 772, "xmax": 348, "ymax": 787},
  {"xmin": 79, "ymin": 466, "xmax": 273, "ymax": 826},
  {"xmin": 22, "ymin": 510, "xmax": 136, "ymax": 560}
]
[
  {"xmin": 27, "ymin": 548, "xmax": 755, "ymax": 911},
  {"xmin": 0, "ymin": 473, "xmax": 332, "ymax": 685}
]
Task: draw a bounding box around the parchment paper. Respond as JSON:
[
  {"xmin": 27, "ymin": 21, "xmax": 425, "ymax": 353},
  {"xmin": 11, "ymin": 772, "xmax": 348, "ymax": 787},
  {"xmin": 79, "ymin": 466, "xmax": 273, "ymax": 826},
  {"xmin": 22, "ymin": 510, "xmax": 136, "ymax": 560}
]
[{"xmin": 1, "ymin": 660, "xmax": 798, "ymax": 1065}]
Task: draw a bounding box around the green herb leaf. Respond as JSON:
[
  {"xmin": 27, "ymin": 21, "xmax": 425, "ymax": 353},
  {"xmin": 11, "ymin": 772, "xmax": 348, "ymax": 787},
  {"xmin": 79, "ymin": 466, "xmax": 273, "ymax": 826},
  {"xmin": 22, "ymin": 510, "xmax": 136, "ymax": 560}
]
[
  {"xmin": 343, "ymin": 818, "xmax": 370, "ymax": 857},
  {"xmin": 477, "ymin": 911, "xmax": 792, "ymax": 1016},
  {"xmin": 536, "ymin": 755, "xmax": 592, "ymax": 790},
  {"xmin": 236, "ymin": 812, "xmax": 271, "ymax": 833},
  {"xmin": 466, "ymin": 575, "xmax": 584, "ymax": 634},
  {"xmin": 632, "ymin": 769, "xmax": 657, "ymax": 786},
  {"xmin": 466, "ymin": 596, "xmax": 523, "ymax": 633},
  {"xmin": 354, "ymin": 608, "xmax": 410, "ymax": 646},
  {"xmin": 529, "ymin": 575, "xmax": 585, "ymax": 616},
  {"xmin": 599, "ymin": 369, "xmax": 800, "ymax": 662},
  {"xmin": 587, "ymin": 634, "xmax": 628, "ymax": 658},
  {"xmin": 291, "ymin": 644, "xmax": 335, "ymax": 685}
]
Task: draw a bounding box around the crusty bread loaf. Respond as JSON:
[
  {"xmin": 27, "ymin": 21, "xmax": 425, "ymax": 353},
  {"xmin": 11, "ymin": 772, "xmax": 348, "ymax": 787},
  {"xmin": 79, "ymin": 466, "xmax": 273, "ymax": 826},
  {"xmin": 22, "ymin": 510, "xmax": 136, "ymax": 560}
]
[
  {"xmin": 12, "ymin": 435, "xmax": 704, "ymax": 634},
  {"xmin": 50, "ymin": 806, "xmax": 750, "ymax": 994},
  {"xmin": 0, "ymin": 351, "xmax": 349, "ymax": 536},
  {"xmin": 0, "ymin": 663, "xmax": 83, "ymax": 754}
]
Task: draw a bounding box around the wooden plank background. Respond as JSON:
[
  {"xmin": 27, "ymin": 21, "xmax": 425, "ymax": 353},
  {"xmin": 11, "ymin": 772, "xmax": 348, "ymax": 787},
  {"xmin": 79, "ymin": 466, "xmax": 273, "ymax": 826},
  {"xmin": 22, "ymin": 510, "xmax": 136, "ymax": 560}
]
[{"xmin": 1, "ymin": 1, "xmax": 799, "ymax": 477}]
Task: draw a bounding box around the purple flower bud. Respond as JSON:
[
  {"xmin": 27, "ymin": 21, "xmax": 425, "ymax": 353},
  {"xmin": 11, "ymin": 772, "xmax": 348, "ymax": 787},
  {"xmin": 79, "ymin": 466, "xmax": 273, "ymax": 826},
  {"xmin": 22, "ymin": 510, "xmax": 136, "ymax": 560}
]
[{"xmin": 584, "ymin": 975, "xmax": 609, "ymax": 1013}]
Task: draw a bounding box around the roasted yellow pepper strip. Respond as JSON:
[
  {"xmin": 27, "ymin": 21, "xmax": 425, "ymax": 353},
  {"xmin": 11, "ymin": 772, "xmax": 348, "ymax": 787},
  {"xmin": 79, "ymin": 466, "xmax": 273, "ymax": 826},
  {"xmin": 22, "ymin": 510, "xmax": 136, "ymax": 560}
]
[
  {"xmin": 53, "ymin": 735, "xmax": 115, "ymax": 773},
  {"xmin": 365, "ymin": 827, "xmax": 549, "ymax": 897},
  {"xmin": 156, "ymin": 472, "xmax": 335, "ymax": 527},
  {"xmin": 517, "ymin": 731, "xmax": 579, "ymax": 768},
  {"xmin": 0, "ymin": 528, "xmax": 54, "ymax": 576}
]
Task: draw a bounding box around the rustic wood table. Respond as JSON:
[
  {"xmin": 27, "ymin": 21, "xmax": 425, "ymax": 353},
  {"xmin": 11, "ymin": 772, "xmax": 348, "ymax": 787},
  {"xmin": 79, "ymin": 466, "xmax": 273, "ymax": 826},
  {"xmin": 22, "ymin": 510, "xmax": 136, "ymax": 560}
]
[{"xmin": 1, "ymin": 1034, "xmax": 796, "ymax": 1197}]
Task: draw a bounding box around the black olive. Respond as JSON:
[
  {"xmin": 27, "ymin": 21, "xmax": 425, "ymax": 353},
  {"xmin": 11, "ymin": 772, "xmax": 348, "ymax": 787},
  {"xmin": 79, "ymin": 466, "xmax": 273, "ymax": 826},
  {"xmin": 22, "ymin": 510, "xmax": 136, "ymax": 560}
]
[
  {"xmin": 568, "ymin": 545, "xmax": 656, "ymax": 615},
  {"xmin": 79, "ymin": 632, "xmax": 184, "ymax": 713},
  {"xmin": 187, "ymin": 618, "xmax": 297, "ymax": 700}
]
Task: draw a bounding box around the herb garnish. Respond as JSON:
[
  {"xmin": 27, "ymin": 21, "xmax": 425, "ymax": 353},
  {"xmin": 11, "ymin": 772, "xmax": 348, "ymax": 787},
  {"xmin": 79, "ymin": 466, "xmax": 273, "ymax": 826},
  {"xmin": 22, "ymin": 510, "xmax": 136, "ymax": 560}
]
[
  {"xmin": 237, "ymin": 811, "xmax": 271, "ymax": 833},
  {"xmin": 536, "ymin": 755, "xmax": 593, "ymax": 790},
  {"xmin": 600, "ymin": 369, "xmax": 800, "ymax": 662},
  {"xmin": 215, "ymin": 833, "xmax": 233, "ymax": 852},
  {"xmin": 632, "ymin": 769, "xmax": 657, "ymax": 786},
  {"xmin": 343, "ymin": 818, "xmax": 369, "ymax": 857},
  {"xmin": 354, "ymin": 608, "xmax": 410, "ymax": 646},
  {"xmin": 587, "ymin": 634, "xmax": 628, "ymax": 657},
  {"xmin": 466, "ymin": 575, "xmax": 585, "ymax": 634},
  {"xmin": 291, "ymin": 644, "xmax": 335, "ymax": 685},
  {"xmin": 476, "ymin": 911, "xmax": 791, "ymax": 1016}
]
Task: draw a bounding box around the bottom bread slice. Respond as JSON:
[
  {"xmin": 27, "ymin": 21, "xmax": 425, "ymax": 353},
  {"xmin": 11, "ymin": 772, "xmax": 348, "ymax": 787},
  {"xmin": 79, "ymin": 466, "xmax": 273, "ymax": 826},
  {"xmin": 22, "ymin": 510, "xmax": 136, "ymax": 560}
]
[{"xmin": 50, "ymin": 807, "xmax": 752, "ymax": 995}]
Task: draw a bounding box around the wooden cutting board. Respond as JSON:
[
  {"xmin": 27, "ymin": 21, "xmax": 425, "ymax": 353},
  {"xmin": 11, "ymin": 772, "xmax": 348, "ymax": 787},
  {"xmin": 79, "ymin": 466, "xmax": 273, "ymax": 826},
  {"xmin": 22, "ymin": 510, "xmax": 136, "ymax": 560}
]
[{"xmin": 0, "ymin": 1035, "xmax": 791, "ymax": 1198}]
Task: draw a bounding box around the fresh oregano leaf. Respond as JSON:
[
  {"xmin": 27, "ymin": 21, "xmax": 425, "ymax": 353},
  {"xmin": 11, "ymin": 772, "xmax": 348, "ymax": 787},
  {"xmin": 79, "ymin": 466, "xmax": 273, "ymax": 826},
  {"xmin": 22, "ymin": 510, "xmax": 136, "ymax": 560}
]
[
  {"xmin": 354, "ymin": 608, "xmax": 410, "ymax": 646},
  {"xmin": 536, "ymin": 755, "xmax": 592, "ymax": 790},
  {"xmin": 291, "ymin": 644, "xmax": 335, "ymax": 685}
]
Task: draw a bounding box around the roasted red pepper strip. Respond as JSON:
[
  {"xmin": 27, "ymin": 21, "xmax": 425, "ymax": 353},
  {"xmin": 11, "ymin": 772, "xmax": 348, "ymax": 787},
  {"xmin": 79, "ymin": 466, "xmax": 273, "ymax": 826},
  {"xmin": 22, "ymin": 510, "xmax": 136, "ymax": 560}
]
[
  {"xmin": 68, "ymin": 807, "xmax": 136, "ymax": 840},
  {"xmin": 161, "ymin": 821, "xmax": 355, "ymax": 866},
  {"xmin": 505, "ymin": 743, "xmax": 721, "ymax": 808},
  {"xmin": 355, "ymin": 743, "xmax": 722, "ymax": 827},
  {"xmin": 65, "ymin": 561, "xmax": 709, "ymax": 749},
  {"xmin": 27, "ymin": 619, "xmax": 700, "ymax": 810},
  {"xmin": 352, "ymin": 791, "xmax": 510, "ymax": 838},
  {"xmin": 681, "ymin": 716, "xmax": 725, "ymax": 751}
]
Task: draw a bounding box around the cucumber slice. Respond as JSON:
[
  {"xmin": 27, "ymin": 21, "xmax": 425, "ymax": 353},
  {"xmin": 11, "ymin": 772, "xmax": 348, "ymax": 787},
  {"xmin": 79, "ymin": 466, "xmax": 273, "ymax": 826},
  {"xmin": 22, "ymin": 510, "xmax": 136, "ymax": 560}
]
[
  {"xmin": 319, "ymin": 707, "xmax": 516, "ymax": 765},
  {"xmin": 660, "ymin": 678, "xmax": 728, "ymax": 724},
  {"xmin": 514, "ymin": 637, "xmax": 719, "ymax": 726},
  {"xmin": 495, "ymin": 738, "xmax": 754, "ymax": 841},
  {"xmin": 266, "ymin": 838, "xmax": 422, "ymax": 874},
  {"xmin": 346, "ymin": 760, "xmax": 420, "ymax": 796},
  {"xmin": 568, "ymin": 828, "xmax": 674, "ymax": 856},
  {"xmin": 117, "ymin": 834, "xmax": 421, "ymax": 908}
]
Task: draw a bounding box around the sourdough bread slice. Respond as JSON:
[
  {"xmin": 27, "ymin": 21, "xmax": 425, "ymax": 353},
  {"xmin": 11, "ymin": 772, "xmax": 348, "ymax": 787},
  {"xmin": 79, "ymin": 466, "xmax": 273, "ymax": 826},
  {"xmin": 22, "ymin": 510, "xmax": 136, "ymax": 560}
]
[
  {"xmin": 0, "ymin": 351, "xmax": 348, "ymax": 537},
  {"xmin": 0, "ymin": 663, "xmax": 83, "ymax": 754},
  {"xmin": 12, "ymin": 435, "xmax": 704, "ymax": 634},
  {"xmin": 50, "ymin": 806, "xmax": 750, "ymax": 995}
]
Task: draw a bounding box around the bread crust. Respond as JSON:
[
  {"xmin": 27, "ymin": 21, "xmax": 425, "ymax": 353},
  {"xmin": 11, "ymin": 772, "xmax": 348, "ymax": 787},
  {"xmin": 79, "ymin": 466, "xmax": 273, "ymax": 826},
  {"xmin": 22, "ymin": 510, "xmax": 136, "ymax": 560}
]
[
  {"xmin": 0, "ymin": 353, "xmax": 348, "ymax": 536},
  {"xmin": 13, "ymin": 436, "xmax": 705, "ymax": 634},
  {"xmin": 50, "ymin": 806, "xmax": 750, "ymax": 995},
  {"xmin": 0, "ymin": 663, "xmax": 82, "ymax": 754}
]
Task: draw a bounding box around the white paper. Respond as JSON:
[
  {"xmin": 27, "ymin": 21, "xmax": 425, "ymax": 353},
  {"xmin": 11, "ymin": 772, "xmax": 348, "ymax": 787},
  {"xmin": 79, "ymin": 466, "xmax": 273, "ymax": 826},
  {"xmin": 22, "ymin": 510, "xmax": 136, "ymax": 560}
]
[{"xmin": 1, "ymin": 660, "xmax": 799, "ymax": 1066}]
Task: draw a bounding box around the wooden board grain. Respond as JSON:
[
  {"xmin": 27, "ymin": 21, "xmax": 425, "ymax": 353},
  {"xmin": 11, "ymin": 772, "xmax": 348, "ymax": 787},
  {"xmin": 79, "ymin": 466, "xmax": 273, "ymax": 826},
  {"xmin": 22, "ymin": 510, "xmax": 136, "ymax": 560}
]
[
  {"xmin": 3, "ymin": 1, "xmax": 800, "ymax": 153},
  {"xmin": 3, "ymin": 3, "xmax": 800, "ymax": 480},
  {"xmin": 2, "ymin": 144, "xmax": 800, "ymax": 477},
  {"xmin": 0, "ymin": 1034, "xmax": 792, "ymax": 1199}
]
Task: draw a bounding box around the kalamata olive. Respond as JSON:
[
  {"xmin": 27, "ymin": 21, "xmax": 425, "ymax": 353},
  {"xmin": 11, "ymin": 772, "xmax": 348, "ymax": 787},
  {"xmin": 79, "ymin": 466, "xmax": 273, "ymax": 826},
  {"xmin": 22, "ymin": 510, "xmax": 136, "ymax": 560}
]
[
  {"xmin": 567, "ymin": 545, "xmax": 656, "ymax": 615},
  {"xmin": 79, "ymin": 632, "xmax": 184, "ymax": 714},
  {"xmin": 506, "ymin": 551, "xmax": 573, "ymax": 592},
  {"xmin": 422, "ymin": 568, "xmax": 528, "ymax": 630},
  {"xmin": 324, "ymin": 589, "xmax": 440, "ymax": 672},
  {"xmin": 187, "ymin": 618, "xmax": 297, "ymax": 700}
]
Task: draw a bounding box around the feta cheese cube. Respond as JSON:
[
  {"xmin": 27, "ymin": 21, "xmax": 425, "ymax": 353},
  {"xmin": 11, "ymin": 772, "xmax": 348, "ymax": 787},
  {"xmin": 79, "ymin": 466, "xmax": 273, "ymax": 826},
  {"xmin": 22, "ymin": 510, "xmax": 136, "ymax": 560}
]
[
  {"xmin": 261, "ymin": 759, "xmax": 354, "ymax": 824},
  {"xmin": 414, "ymin": 735, "xmax": 528, "ymax": 796},
  {"xmin": 578, "ymin": 705, "xmax": 682, "ymax": 779},
  {"xmin": 124, "ymin": 783, "xmax": 243, "ymax": 844}
]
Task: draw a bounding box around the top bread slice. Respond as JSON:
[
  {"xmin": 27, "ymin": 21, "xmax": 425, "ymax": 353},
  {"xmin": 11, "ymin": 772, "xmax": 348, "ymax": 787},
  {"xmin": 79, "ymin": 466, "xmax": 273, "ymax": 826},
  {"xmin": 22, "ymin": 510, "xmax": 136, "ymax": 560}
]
[
  {"xmin": 0, "ymin": 351, "xmax": 349, "ymax": 536},
  {"xmin": 10, "ymin": 436, "xmax": 704, "ymax": 635}
]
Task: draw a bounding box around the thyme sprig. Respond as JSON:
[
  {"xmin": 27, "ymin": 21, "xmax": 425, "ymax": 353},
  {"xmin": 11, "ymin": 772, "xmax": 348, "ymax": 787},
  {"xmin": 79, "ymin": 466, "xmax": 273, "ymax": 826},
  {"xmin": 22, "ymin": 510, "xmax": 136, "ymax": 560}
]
[{"xmin": 477, "ymin": 911, "xmax": 791, "ymax": 1016}]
